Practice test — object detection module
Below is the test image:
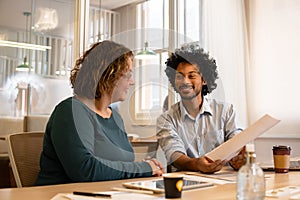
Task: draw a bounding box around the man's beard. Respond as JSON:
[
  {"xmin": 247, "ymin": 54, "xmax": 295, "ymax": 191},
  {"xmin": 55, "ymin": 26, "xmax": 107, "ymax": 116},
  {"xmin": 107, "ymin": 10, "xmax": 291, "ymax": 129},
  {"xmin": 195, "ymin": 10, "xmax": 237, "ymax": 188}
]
[{"xmin": 179, "ymin": 90, "xmax": 201, "ymax": 100}]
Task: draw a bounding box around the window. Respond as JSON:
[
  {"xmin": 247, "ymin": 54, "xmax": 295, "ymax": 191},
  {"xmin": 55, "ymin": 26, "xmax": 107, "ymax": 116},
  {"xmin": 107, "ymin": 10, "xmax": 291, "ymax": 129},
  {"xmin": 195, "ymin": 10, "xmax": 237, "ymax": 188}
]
[
  {"xmin": 178, "ymin": 0, "xmax": 201, "ymax": 43},
  {"xmin": 88, "ymin": 6, "xmax": 120, "ymax": 45},
  {"xmin": 131, "ymin": 0, "xmax": 202, "ymax": 125},
  {"xmin": 130, "ymin": 0, "xmax": 170, "ymax": 125},
  {"xmin": 131, "ymin": 52, "xmax": 170, "ymax": 125}
]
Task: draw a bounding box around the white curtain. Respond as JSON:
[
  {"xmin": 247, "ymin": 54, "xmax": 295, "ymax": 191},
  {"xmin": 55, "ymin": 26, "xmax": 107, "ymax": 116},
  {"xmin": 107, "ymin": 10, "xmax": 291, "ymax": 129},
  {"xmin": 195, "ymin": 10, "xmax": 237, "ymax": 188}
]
[
  {"xmin": 201, "ymin": 0, "xmax": 249, "ymax": 127},
  {"xmin": 247, "ymin": 0, "xmax": 300, "ymax": 137}
]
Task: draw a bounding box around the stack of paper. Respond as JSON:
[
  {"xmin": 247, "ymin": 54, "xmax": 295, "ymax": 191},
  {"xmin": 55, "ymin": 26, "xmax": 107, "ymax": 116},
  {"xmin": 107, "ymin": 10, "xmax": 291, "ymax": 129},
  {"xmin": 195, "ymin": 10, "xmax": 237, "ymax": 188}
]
[{"xmin": 205, "ymin": 114, "xmax": 280, "ymax": 161}]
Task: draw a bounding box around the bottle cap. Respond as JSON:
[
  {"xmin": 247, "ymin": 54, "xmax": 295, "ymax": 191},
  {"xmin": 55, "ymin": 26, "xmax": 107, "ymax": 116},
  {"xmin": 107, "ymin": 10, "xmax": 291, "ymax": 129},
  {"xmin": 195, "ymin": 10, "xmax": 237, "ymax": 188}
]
[{"xmin": 246, "ymin": 143, "xmax": 255, "ymax": 153}]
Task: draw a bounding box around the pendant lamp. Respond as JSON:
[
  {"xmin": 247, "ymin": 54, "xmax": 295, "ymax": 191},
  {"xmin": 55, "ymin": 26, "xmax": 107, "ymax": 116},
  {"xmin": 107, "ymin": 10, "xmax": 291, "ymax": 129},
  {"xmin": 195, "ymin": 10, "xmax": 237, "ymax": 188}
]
[
  {"xmin": 34, "ymin": 7, "xmax": 58, "ymax": 32},
  {"xmin": 16, "ymin": 57, "xmax": 32, "ymax": 72},
  {"xmin": 16, "ymin": 12, "xmax": 32, "ymax": 72},
  {"xmin": 135, "ymin": 41, "xmax": 156, "ymax": 60}
]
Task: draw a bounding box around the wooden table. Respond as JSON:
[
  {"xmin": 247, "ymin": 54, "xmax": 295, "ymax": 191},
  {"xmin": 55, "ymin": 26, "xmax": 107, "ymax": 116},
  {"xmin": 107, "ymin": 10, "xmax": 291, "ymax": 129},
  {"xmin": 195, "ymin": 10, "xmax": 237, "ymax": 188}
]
[{"xmin": 0, "ymin": 170, "xmax": 300, "ymax": 200}]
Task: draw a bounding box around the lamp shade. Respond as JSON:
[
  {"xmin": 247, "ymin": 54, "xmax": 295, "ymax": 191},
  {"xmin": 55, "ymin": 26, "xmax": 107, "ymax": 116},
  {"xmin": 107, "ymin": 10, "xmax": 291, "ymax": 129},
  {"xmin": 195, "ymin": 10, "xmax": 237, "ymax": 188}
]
[
  {"xmin": 34, "ymin": 7, "xmax": 58, "ymax": 32},
  {"xmin": 16, "ymin": 63, "xmax": 29, "ymax": 71},
  {"xmin": 16, "ymin": 57, "xmax": 33, "ymax": 72},
  {"xmin": 135, "ymin": 41, "xmax": 156, "ymax": 60}
]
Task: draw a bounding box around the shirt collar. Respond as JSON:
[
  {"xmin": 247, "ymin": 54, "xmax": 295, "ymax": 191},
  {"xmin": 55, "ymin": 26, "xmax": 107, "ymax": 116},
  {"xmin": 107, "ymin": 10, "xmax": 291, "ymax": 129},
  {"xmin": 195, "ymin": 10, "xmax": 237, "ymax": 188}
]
[
  {"xmin": 180, "ymin": 96, "xmax": 213, "ymax": 121},
  {"xmin": 200, "ymin": 96, "xmax": 213, "ymax": 116}
]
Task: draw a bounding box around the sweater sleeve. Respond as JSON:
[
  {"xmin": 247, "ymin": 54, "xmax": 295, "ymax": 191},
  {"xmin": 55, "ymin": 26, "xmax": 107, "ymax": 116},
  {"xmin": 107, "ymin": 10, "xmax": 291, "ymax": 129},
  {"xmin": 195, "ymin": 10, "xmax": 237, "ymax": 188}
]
[{"xmin": 49, "ymin": 100, "xmax": 152, "ymax": 182}]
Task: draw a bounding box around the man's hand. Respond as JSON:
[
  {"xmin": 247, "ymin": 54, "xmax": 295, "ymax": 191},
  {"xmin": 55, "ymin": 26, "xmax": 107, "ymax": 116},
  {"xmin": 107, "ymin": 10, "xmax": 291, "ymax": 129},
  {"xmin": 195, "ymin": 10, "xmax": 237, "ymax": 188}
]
[
  {"xmin": 171, "ymin": 152, "xmax": 227, "ymax": 173},
  {"xmin": 229, "ymin": 146, "xmax": 246, "ymax": 170},
  {"xmin": 196, "ymin": 156, "xmax": 227, "ymax": 174}
]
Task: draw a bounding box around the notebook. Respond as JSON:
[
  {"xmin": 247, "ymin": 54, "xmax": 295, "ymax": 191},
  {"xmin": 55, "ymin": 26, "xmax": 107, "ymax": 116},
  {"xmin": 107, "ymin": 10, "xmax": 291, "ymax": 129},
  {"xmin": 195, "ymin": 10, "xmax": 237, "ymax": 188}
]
[{"xmin": 122, "ymin": 177, "xmax": 214, "ymax": 194}]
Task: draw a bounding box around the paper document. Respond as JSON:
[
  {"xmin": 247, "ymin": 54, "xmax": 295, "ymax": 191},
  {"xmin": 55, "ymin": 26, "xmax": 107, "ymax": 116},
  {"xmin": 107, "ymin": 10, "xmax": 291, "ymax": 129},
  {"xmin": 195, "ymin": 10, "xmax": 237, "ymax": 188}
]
[
  {"xmin": 265, "ymin": 186, "xmax": 300, "ymax": 198},
  {"xmin": 205, "ymin": 114, "xmax": 280, "ymax": 161},
  {"xmin": 184, "ymin": 172, "xmax": 235, "ymax": 185},
  {"xmin": 51, "ymin": 192, "xmax": 161, "ymax": 200}
]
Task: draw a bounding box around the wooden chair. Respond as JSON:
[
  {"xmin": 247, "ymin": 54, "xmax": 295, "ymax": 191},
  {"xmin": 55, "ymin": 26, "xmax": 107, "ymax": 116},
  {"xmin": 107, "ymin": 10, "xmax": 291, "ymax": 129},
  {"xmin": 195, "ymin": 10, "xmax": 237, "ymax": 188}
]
[
  {"xmin": 0, "ymin": 117, "xmax": 24, "ymax": 154},
  {"xmin": 130, "ymin": 139, "xmax": 159, "ymax": 162},
  {"xmin": 6, "ymin": 132, "xmax": 44, "ymax": 187}
]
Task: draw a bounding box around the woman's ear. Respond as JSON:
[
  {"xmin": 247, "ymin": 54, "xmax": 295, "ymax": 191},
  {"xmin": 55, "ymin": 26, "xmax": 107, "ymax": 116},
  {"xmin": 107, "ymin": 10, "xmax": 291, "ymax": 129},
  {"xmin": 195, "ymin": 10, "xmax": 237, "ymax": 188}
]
[{"xmin": 203, "ymin": 79, "xmax": 207, "ymax": 85}]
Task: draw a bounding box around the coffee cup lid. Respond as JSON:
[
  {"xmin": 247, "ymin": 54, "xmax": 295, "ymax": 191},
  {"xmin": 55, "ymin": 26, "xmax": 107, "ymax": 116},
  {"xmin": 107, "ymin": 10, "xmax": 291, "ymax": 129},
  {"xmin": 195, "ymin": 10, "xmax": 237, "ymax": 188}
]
[
  {"xmin": 272, "ymin": 145, "xmax": 291, "ymax": 150},
  {"xmin": 163, "ymin": 173, "xmax": 183, "ymax": 178}
]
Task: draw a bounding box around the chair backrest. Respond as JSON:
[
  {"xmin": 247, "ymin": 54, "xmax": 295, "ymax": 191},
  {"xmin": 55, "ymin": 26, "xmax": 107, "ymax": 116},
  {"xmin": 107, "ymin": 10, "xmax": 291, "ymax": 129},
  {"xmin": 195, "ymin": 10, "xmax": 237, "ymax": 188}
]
[
  {"xmin": 0, "ymin": 117, "xmax": 24, "ymax": 154},
  {"xmin": 7, "ymin": 132, "xmax": 44, "ymax": 187},
  {"xmin": 130, "ymin": 139, "xmax": 159, "ymax": 162}
]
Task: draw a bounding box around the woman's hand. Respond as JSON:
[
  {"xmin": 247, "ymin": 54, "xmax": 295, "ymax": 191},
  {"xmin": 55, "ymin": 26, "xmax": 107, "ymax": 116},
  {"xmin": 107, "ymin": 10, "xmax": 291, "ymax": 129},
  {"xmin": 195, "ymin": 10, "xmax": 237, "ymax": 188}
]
[{"xmin": 144, "ymin": 158, "xmax": 165, "ymax": 176}]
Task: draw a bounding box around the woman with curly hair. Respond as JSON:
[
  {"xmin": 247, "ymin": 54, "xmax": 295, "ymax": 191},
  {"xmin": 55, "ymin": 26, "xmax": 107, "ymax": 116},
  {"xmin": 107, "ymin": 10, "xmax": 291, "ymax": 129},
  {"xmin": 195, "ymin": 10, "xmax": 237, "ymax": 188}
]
[
  {"xmin": 157, "ymin": 43, "xmax": 245, "ymax": 174},
  {"xmin": 36, "ymin": 40, "xmax": 164, "ymax": 186}
]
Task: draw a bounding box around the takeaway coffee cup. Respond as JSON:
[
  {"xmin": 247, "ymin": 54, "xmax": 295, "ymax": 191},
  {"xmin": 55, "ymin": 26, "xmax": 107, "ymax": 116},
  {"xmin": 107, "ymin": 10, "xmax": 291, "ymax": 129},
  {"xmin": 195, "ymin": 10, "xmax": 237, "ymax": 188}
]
[
  {"xmin": 272, "ymin": 145, "xmax": 291, "ymax": 173},
  {"xmin": 163, "ymin": 174, "xmax": 184, "ymax": 198}
]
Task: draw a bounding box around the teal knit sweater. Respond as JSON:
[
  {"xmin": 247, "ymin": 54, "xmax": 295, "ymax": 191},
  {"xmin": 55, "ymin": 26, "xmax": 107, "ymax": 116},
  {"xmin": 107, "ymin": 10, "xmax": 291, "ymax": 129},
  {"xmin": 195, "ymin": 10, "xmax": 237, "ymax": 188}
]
[{"xmin": 36, "ymin": 97, "xmax": 152, "ymax": 186}]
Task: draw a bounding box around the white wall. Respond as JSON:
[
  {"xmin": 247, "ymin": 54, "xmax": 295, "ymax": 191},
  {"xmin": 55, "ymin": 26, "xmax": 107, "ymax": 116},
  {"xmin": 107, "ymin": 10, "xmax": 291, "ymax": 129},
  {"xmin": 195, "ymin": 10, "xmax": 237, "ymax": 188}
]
[
  {"xmin": 247, "ymin": 0, "xmax": 300, "ymax": 138},
  {"xmin": 255, "ymin": 138, "xmax": 300, "ymax": 164},
  {"xmin": 247, "ymin": 0, "xmax": 300, "ymax": 161}
]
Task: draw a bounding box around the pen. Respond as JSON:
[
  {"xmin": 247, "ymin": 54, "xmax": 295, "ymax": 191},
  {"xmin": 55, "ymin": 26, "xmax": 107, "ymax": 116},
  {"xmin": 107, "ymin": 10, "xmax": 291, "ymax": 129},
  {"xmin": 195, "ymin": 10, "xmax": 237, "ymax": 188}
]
[
  {"xmin": 111, "ymin": 187, "xmax": 154, "ymax": 195},
  {"xmin": 73, "ymin": 191, "xmax": 111, "ymax": 198}
]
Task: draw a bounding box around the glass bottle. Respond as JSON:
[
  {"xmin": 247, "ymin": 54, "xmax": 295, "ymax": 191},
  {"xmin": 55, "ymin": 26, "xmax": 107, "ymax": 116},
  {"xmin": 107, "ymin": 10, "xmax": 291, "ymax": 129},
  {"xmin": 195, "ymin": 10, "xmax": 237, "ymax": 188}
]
[{"xmin": 236, "ymin": 143, "xmax": 265, "ymax": 200}]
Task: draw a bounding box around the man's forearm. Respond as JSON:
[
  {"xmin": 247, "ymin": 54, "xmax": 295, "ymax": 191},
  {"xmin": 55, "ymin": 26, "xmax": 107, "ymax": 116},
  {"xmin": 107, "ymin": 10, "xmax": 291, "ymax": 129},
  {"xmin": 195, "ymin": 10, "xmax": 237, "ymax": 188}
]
[{"xmin": 171, "ymin": 152, "xmax": 199, "ymax": 171}]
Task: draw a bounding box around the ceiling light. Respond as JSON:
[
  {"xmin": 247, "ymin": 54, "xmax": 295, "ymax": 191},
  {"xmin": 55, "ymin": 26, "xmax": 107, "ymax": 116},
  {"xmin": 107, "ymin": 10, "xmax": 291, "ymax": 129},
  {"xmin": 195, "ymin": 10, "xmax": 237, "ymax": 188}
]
[
  {"xmin": 16, "ymin": 57, "xmax": 34, "ymax": 72},
  {"xmin": 135, "ymin": 41, "xmax": 156, "ymax": 60},
  {"xmin": 0, "ymin": 40, "xmax": 51, "ymax": 51},
  {"xmin": 34, "ymin": 7, "xmax": 58, "ymax": 32}
]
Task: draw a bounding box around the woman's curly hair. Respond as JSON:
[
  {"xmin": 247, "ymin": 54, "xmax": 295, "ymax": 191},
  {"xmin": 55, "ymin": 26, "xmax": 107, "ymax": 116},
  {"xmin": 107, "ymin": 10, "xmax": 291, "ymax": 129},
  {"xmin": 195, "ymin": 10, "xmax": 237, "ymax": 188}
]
[
  {"xmin": 165, "ymin": 43, "xmax": 218, "ymax": 96},
  {"xmin": 70, "ymin": 40, "xmax": 133, "ymax": 99}
]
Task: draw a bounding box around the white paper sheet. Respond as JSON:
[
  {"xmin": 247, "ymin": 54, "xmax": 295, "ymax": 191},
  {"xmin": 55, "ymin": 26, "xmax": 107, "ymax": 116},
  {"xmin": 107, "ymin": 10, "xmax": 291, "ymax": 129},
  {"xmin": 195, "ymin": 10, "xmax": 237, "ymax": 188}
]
[
  {"xmin": 51, "ymin": 192, "xmax": 163, "ymax": 200},
  {"xmin": 184, "ymin": 173, "xmax": 235, "ymax": 185},
  {"xmin": 205, "ymin": 114, "xmax": 280, "ymax": 161},
  {"xmin": 265, "ymin": 186, "xmax": 300, "ymax": 198}
]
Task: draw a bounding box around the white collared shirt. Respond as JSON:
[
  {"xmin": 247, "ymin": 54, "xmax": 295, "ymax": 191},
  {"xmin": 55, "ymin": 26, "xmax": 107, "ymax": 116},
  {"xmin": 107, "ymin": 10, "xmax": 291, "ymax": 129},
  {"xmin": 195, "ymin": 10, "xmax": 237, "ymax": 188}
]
[{"xmin": 156, "ymin": 97, "xmax": 243, "ymax": 163}]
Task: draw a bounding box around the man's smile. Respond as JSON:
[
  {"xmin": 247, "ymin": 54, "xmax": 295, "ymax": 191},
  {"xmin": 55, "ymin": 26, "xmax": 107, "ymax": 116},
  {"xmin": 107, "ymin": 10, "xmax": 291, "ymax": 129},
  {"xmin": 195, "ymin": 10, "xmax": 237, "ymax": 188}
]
[{"xmin": 179, "ymin": 85, "xmax": 194, "ymax": 92}]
